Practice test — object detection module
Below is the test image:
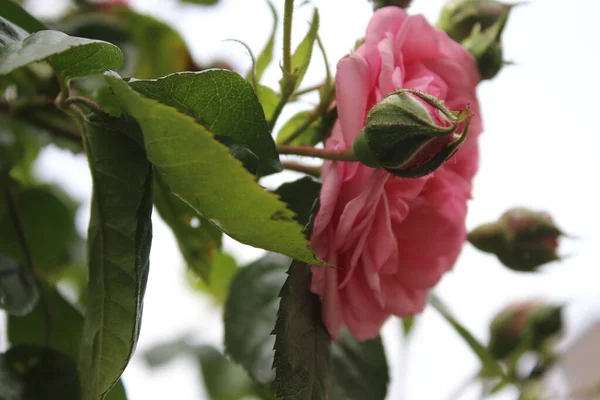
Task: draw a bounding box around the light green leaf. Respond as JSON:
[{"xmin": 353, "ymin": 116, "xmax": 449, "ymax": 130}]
[
  {"xmin": 225, "ymin": 253, "xmax": 290, "ymax": 385},
  {"xmin": 154, "ymin": 173, "xmax": 222, "ymax": 281},
  {"xmin": 248, "ymin": 0, "xmax": 278, "ymax": 83},
  {"xmin": 106, "ymin": 73, "xmax": 320, "ymax": 266},
  {"xmin": 273, "ymin": 259, "xmax": 331, "ymax": 400},
  {"xmin": 0, "ymin": 0, "xmax": 47, "ymax": 34},
  {"xmin": 402, "ymin": 316, "xmax": 416, "ymax": 337},
  {"xmin": 129, "ymin": 70, "xmax": 281, "ymax": 177},
  {"xmin": 0, "ymin": 17, "xmax": 123, "ymax": 81},
  {"xmin": 256, "ymin": 84, "xmax": 279, "ymax": 122},
  {"xmin": 429, "ymin": 294, "xmax": 508, "ymax": 381},
  {"xmin": 190, "ymin": 250, "xmax": 238, "ymax": 303},
  {"xmin": 331, "ymin": 329, "xmax": 389, "ymax": 400},
  {"xmin": 79, "ymin": 113, "xmax": 153, "ymax": 400},
  {"xmin": 1, "ymin": 345, "xmax": 80, "ymax": 400}
]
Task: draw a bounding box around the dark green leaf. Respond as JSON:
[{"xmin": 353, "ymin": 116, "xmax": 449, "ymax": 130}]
[
  {"xmin": 274, "ymin": 176, "xmax": 321, "ymax": 227},
  {"xmin": 0, "ymin": 186, "xmax": 76, "ymax": 273},
  {"xmin": 79, "ymin": 113, "xmax": 153, "ymax": 399},
  {"xmin": 191, "ymin": 250, "xmax": 238, "ymax": 302},
  {"xmin": 115, "ymin": 8, "xmax": 193, "ymax": 78},
  {"xmin": 0, "ymin": 0, "xmax": 47, "ymax": 33},
  {"xmin": 153, "ymin": 173, "xmax": 222, "ymax": 281},
  {"xmin": 0, "ymin": 17, "xmax": 123, "ymax": 81},
  {"xmin": 429, "ymin": 294, "xmax": 508, "ymax": 381},
  {"xmin": 276, "ymin": 111, "xmax": 323, "ymax": 146},
  {"xmin": 1, "ymin": 345, "xmax": 80, "ymax": 400},
  {"xmin": 331, "ymin": 329, "xmax": 388, "ymax": 400},
  {"xmin": 8, "ymin": 285, "xmax": 82, "ymax": 361},
  {"xmin": 249, "ymin": 0, "xmax": 277, "ymax": 83},
  {"xmin": 0, "ymin": 252, "xmax": 38, "ymax": 316},
  {"xmin": 273, "ymin": 259, "xmax": 331, "ymax": 400},
  {"xmin": 224, "ymin": 253, "xmax": 290, "ymax": 385},
  {"xmin": 129, "ymin": 70, "xmax": 281, "ymax": 176},
  {"xmin": 256, "ymin": 84, "xmax": 279, "ymax": 122},
  {"xmin": 106, "ymin": 72, "xmax": 320, "ymax": 266}
]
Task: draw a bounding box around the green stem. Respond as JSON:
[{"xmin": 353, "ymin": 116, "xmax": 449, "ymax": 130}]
[
  {"xmin": 291, "ymin": 83, "xmax": 324, "ymax": 99},
  {"xmin": 283, "ymin": 0, "xmax": 294, "ymax": 73},
  {"xmin": 277, "ymin": 144, "xmax": 357, "ymax": 161},
  {"xmin": 63, "ymin": 96, "xmax": 109, "ymax": 117},
  {"xmin": 269, "ymin": 95, "xmax": 289, "ymax": 132},
  {"xmin": 281, "ymin": 160, "xmax": 321, "ymax": 177}
]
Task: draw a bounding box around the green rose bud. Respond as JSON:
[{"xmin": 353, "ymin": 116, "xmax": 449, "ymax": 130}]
[
  {"xmin": 353, "ymin": 89, "xmax": 471, "ymax": 178},
  {"xmin": 369, "ymin": 0, "xmax": 413, "ymax": 10},
  {"xmin": 468, "ymin": 208, "xmax": 563, "ymax": 272}
]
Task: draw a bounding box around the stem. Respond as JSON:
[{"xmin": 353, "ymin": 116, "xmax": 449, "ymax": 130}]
[
  {"xmin": 5, "ymin": 183, "xmax": 52, "ymax": 345},
  {"xmin": 277, "ymin": 144, "xmax": 357, "ymax": 161},
  {"xmin": 63, "ymin": 96, "xmax": 109, "ymax": 117},
  {"xmin": 291, "ymin": 83, "xmax": 324, "ymax": 99},
  {"xmin": 283, "ymin": 0, "xmax": 294, "ymax": 73},
  {"xmin": 281, "ymin": 160, "xmax": 321, "ymax": 177},
  {"xmin": 269, "ymin": 96, "xmax": 289, "ymax": 132}
]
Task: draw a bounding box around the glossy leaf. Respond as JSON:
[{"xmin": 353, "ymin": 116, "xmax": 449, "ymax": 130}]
[
  {"xmin": 225, "ymin": 253, "xmax": 290, "ymax": 385},
  {"xmin": 79, "ymin": 113, "xmax": 153, "ymax": 399},
  {"xmin": 106, "ymin": 73, "xmax": 320, "ymax": 265},
  {"xmin": 153, "ymin": 173, "xmax": 222, "ymax": 281},
  {"xmin": 273, "ymin": 259, "xmax": 331, "ymax": 400},
  {"xmin": 1, "ymin": 345, "xmax": 80, "ymax": 400},
  {"xmin": 129, "ymin": 70, "xmax": 281, "ymax": 176},
  {"xmin": 0, "ymin": 252, "xmax": 38, "ymax": 316},
  {"xmin": 0, "ymin": 17, "xmax": 123, "ymax": 80},
  {"xmin": 249, "ymin": 0, "xmax": 277, "ymax": 83},
  {"xmin": 331, "ymin": 329, "xmax": 389, "ymax": 400},
  {"xmin": 0, "ymin": 0, "xmax": 47, "ymax": 34}
]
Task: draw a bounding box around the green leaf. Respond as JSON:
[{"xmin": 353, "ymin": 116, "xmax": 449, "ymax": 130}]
[
  {"xmin": 0, "ymin": 252, "xmax": 38, "ymax": 316},
  {"xmin": 8, "ymin": 285, "xmax": 82, "ymax": 361},
  {"xmin": 429, "ymin": 294, "xmax": 508, "ymax": 381},
  {"xmin": 114, "ymin": 8, "xmax": 193, "ymax": 78},
  {"xmin": 0, "ymin": 186, "xmax": 77, "ymax": 273},
  {"xmin": 190, "ymin": 250, "xmax": 238, "ymax": 303},
  {"xmin": 106, "ymin": 73, "xmax": 320, "ymax": 266},
  {"xmin": 276, "ymin": 111, "xmax": 323, "ymax": 146},
  {"xmin": 331, "ymin": 329, "xmax": 388, "ymax": 400},
  {"xmin": 249, "ymin": 0, "xmax": 278, "ymax": 83},
  {"xmin": 280, "ymin": 9, "xmax": 320, "ymax": 94},
  {"xmin": 273, "ymin": 259, "xmax": 331, "ymax": 400},
  {"xmin": 273, "ymin": 176, "xmax": 321, "ymax": 227},
  {"xmin": 256, "ymin": 84, "xmax": 279, "ymax": 122},
  {"xmin": 402, "ymin": 316, "xmax": 416, "ymax": 336},
  {"xmin": 224, "ymin": 253, "xmax": 290, "ymax": 385},
  {"xmin": 79, "ymin": 113, "xmax": 153, "ymax": 399},
  {"xmin": 181, "ymin": 0, "xmax": 219, "ymax": 5},
  {"xmin": 0, "ymin": 0, "xmax": 47, "ymax": 34},
  {"xmin": 1, "ymin": 345, "xmax": 80, "ymax": 400},
  {"xmin": 0, "ymin": 17, "xmax": 123, "ymax": 81},
  {"xmin": 154, "ymin": 173, "xmax": 222, "ymax": 281},
  {"xmin": 129, "ymin": 70, "xmax": 281, "ymax": 177}
]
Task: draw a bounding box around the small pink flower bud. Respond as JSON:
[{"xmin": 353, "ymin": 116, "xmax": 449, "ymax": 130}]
[
  {"xmin": 468, "ymin": 208, "xmax": 563, "ymax": 272},
  {"xmin": 353, "ymin": 89, "xmax": 472, "ymax": 178}
]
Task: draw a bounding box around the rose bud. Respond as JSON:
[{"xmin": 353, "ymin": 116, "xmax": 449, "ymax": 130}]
[
  {"xmin": 438, "ymin": 0, "xmax": 514, "ymax": 42},
  {"xmin": 353, "ymin": 89, "xmax": 472, "ymax": 178},
  {"xmin": 488, "ymin": 301, "xmax": 563, "ymax": 360},
  {"xmin": 370, "ymin": 0, "xmax": 413, "ymax": 10},
  {"xmin": 468, "ymin": 207, "xmax": 563, "ymax": 272}
]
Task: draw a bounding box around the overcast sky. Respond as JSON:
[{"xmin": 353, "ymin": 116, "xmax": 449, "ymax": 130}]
[{"xmin": 25, "ymin": 0, "xmax": 600, "ymax": 399}]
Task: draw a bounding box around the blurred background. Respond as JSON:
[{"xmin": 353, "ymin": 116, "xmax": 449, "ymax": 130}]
[{"xmin": 5, "ymin": 0, "xmax": 600, "ymax": 398}]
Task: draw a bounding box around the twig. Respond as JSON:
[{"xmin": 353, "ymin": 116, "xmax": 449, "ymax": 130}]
[
  {"xmin": 281, "ymin": 160, "xmax": 321, "ymax": 177},
  {"xmin": 277, "ymin": 144, "xmax": 357, "ymax": 161}
]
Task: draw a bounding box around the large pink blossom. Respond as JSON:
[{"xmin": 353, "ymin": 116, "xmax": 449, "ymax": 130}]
[{"xmin": 309, "ymin": 7, "xmax": 482, "ymax": 341}]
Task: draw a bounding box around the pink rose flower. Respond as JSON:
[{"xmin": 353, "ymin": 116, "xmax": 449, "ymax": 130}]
[{"xmin": 310, "ymin": 7, "xmax": 482, "ymax": 341}]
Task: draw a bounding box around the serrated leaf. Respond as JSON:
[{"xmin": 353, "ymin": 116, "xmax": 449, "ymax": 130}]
[
  {"xmin": 129, "ymin": 70, "xmax": 281, "ymax": 177},
  {"xmin": 225, "ymin": 253, "xmax": 290, "ymax": 385},
  {"xmin": 0, "ymin": 252, "xmax": 38, "ymax": 316},
  {"xmin": 280, "ymin": 9, "xmax": 319, "ymax": 94},
  {"xmin": 248, "ymin": 0, "xmax": 277, "ymax": 83},
  {"xmin": 429, "ymin": 294, "xmax": 508, "ymax": 381},
  {"xmin": 106, "ymin": 73, "xmax": 320, "ymax": 266},
  {"xmin": 331, "ymin": 329, "xmax": 388, "ymax": 400},
  {"xmin": 0, "ymin": 0, "xmax": 47, "ymax": 34},
  {"xmin": 79, "ymin": 113, "xmax": 153, "ymax": 399},
  {"xmin": 256, "ymin": 84, "xmax": 279, "ymax": 122},
  {"xmin": 273, "ymin": 259, "xmax": 331, "ymax": 400},
  {"xmin": 154, "ymin": 173, "xmax": 222, "ymax": 281},
  {"xmin": 1, "ymin": 345, "xmax": 80, "ymax": 400},
  {"xmin": 276, "ymin": 111, "xmax": 323, "ymax": 146},
  {"xmin": 0, "ymin": 17, "xmax": 123, "ymax": 80}
]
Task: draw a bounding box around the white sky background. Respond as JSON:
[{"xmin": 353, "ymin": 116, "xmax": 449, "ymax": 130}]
[{"xmin": 22, "ymin": 0, "xmax": 600, "ymax": 399}]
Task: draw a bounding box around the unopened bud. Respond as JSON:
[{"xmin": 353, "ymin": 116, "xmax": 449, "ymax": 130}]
[
  {"xmin": 353, "ymin": 89, "xmax": 471, "ymax": 178},
  {"xmin": 488, "ymin": 301, "xmax": 563, "ymax": 360},
  {"xmin": 468, "ymin": 208, "xmax": 563, "ymax": 272},
  {"xmin": 370, "ymin": 0, "xmax": 413, "ymax": 10}
]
